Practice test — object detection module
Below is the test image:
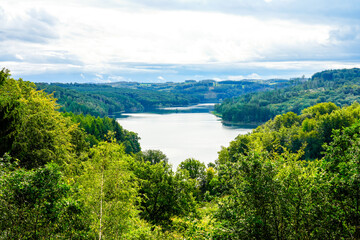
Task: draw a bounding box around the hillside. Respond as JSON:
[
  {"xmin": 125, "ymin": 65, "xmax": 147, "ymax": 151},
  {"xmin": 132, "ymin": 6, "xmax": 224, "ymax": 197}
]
[
  {"xmin": 108, "ymin": 78, "xmax": 290, "ymax": 101},
  {"xmin": 215, "ymin": 68, "xmax": 360, "ymax": 124},
  {"xmin": 37, "ymin": 83, "xmax": 200, "ymax": 117},
  {"xmin": 37, "ymin": 78, "xmax": 290, "ymax": 117}
]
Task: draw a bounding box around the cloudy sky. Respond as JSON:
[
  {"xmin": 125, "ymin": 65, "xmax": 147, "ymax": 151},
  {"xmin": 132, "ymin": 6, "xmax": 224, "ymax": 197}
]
[{"xmin": 1, "ymin": 0, "xmax": 360, "ymax": 83}]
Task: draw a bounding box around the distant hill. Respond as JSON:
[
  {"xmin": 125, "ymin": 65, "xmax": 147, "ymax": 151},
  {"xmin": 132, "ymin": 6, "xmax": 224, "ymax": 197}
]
[
  {"xmin": 37, "ymin": 78, "xmax": 290, "ymax": 117},
  {"xmin": 107, "ymin": 78, "xmax": 290, "ymax": 102},
  {"xmin": 214, "ymin": 68, "xmax": 360, "ymax": 124}
]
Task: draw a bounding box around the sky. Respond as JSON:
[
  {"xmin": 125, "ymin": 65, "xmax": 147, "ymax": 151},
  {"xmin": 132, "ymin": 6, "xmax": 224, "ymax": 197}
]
[{"xmin": 1, "ymin": 0, "xmax": 360, "ymax": 83}]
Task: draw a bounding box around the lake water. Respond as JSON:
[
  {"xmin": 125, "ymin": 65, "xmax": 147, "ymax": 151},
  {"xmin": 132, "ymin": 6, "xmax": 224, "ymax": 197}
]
[{"xmin": 117, "ymin": 104, "xmax": 252, "ymax": 168}]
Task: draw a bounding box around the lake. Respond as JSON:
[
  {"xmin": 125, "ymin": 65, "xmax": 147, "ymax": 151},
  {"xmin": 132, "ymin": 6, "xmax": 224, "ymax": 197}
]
[{"xmin": 117, "ymin": 104, "xmax": 252, "ymax": 168}]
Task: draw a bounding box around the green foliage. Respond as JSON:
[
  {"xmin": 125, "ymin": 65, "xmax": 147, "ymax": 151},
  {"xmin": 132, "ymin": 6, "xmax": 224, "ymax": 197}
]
[
  {"xmin": 135, "ymin": 149, "xmax": 168, "ymax": 165},
  {"xmin": 216, "ymin": 68, "xmax": 360, "ymax": 124},
  {"xmin": 214, "ymin": 102, "xmax": 360, "ymax": 239},
  {"xmin": 0, "ymin": 159, "xmax": 90, "ymax": 239},
  {"xmin": 177, "ymin": 158, "xmax": 219, "ymax": 201},
  {"xmin": 109, "ymin": 79, "xmax": 289, "ymax": 103},
  {"xmin": 0, "ymin": 69, "xmax": 78, "ymax": 169},
  {"xmin": 171, "ymin": 201, "xmax": 218, "ymax": 239},
  {"xmin": 218, "ymin": 102, "xmax": 360, "ymax": 162},
  {"xmin": 63, "ymin": 112, "xmax": 141, "ymax": 154},
  {"xmin": 178, "ymin": 158, "xmax": 206, "ymax": 180},
  {"xmin": 130, "ymin": 151, "xmax": 196, "ymax": 229},
  {"xmin": 37, "ymin": 83, "xmax": 201, "ymax": 117},
  {"xmin": 214, "ymin": 150, "xmax": 323, "ymax": 239},
  {"xmin": 318, "ymin": 122, "xmax": 360, "ymax": 238},
  {"xmin": 76, "ymin": 140, "xmax": 143, "ymax": 239},
  {"xmin": 301, "ymin": 102, "xmax": 339, "ymax": 117}
]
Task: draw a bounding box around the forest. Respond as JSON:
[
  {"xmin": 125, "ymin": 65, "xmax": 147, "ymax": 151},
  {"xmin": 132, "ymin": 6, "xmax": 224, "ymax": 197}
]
[
  {"xmin": 37, "ymin": 78, "xmax": 290, "ymax": 117},
  {"xmin": 1, "ymin": 67, "xmax": 360, "ymax": 239},
  {"xmin": 215, "ymin": 68, "xmax": 360, "ymax": 124}
]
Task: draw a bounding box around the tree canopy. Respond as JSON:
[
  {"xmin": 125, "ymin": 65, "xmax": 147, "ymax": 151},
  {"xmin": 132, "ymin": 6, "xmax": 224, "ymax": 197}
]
[{"xmin": 215, "ymin": 68, "xmax": 360, "ymax": 124}]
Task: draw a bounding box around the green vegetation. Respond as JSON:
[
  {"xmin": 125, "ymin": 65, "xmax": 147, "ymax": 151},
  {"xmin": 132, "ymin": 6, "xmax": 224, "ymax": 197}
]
[
  {"xmin": 108, "ymin": 78, "xmax": 289, "ymax": 103},
  {"xmin": 0, "ymin": 69, "xmax": 216, "ymax": 239},
  {"xmin": 213, "ymin": 101, "xmax": 360, "ymax": 239},
  {"xmin": 63, "ymin": 112, "xmax": 141, "ymax": 154},
  {"xmin": 131, "ymin": 152, "xmax": 197, "ymax": 229},
  {"xmin": 37, "ymin": 78, "xmax": 290, "ymax": 117},
  {"xmin": 215, "ymin": 68, "xmax": 360, "ymax": 124},
  {"xmin": 2, "ymin": 68, "xmax": 360, "ymax": 239},
  {"xmin": 218, "ymin": 102, "xmax": 360, "ymax": 160},
  {"xmin": 37, "ymin": 83, "xmax": 200, "ymax": 117}
]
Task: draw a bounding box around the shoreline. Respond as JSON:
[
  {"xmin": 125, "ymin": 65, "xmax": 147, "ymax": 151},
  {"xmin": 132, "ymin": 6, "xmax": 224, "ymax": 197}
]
[{"xmin": 211, "ymin": 111, "xmax": 262, "ymax": 129}]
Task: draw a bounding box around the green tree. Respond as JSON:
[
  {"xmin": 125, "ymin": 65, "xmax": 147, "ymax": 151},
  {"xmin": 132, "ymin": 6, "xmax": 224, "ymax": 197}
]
[
  {"xmin": 214, "ymin": 150, "xmax": 321, "ymax": 240},
  {"xmin": 319, "ymin": 122, "xmax": 360, "ymax": 238},
  {"xmin": 63, "ymin": 112, "xmax": 141, "ymax": 154},
  {"xmin": 0, "ymin": 69, "xmax": 77, "ymax": 169},
  {"xmin": 135, "ymin": 149, "xmax": 168, "ymax": 165},
  {"xmin": 131, "ymin": 152, "xmax": 196, "ymax": 229},
  {"xmin": 0, "ymin": 157, "xmax": 90, "ymax": 239},
  {"xmin": 178, "ymin": 158, "xmax": 205, "ymax": 180},
  {"xmin": 77, "ymin": 140, "xmax": 143, "ymax": 239}
]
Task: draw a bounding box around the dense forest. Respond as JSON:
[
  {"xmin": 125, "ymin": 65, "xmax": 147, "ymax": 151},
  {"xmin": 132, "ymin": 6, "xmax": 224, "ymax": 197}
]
[
  {"xmin": 215, "ymin": 68, "xmax": 360, "ymax": 124},
  {"xmin": 36, "ymin": 83, "xmax": 200, "ymax": 117},
  {"xmin": 2, "ymin": 68, "xmax": 360, "ymax": 239},
  {"xmin": 107, "ymin": 78, "xmax": 290, "ymax": 102},
  {"xmin": 37, "ymin": 78, "xmax": 290, "ymax": 117}
]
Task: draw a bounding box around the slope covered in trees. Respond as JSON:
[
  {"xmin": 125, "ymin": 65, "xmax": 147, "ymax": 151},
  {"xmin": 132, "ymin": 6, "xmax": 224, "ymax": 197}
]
[
  {"xmin": 37, "ymin": 83, "xmax": 200, "ymax": 117},
  {"xmin": 212, "ymin": 101, "xmax": 360, "ymax": 239},
  {"xmin": 215, "ymin": 68, "xmax": 360, "ymax": 124},
  {"xmin": 63, "ymin": 112, "xmax": 141, "ymax": 154},
  {"xmin": 108, "ymin": 78, "xmax": 290, "ymax": 102},
  {"xmin": 37, "ymin": 78, "xmax": 290, "ymax": 117}
]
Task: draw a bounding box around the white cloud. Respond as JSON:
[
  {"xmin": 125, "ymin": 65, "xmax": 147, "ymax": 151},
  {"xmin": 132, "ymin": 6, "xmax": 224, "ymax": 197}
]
[
  {"xmin": 0, "ymin": 61, "xmax": 81, "ymax": 76},
  {"xmin": 15, "ymin": 54, "xmax": 24, "ymax": 60},
  {"xmin": 1, "ymin": 0, "xmax": 360, "ymax": 82},
  {"xmin": 95, "ymin": 73, "xmax": 103, "ymax": 79},
  {"xmin": 0, "ymin": 6, "xmax": 59, "ymax": 43},
  {"xmin": 158, "ymin": 76, "xmax": 165, "ymax": 81},
  {"xmin": 0, "ymin": 3, "xmax": 333, "ymax": 64},
  {"xmin": 52, "ymin": 7, "xmax": 332, "ymax": 65},
  {"xmin": 108, "ymin": 75, "xmax": 124, "ymax": 81},
  {"xmin": 228, "ymin": 73, "xmax": 262, "ymax": 80},
  {"xmin": 330, "ymin": 25, "xmax": 360, "ymax": 43}
]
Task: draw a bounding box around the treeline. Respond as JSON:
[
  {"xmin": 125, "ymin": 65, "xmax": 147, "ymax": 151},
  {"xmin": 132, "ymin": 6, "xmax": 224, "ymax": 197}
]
[
  {"xmin": 109, "ymin": 78, "xmax": 290, "ymax": 102},
  {"xmin": 37, "ymin": 83, "xmax": 201, "ymax": 117},
  {"xmin": 215, "ymin": 68, "xmax": 360, "ymax": 124},
  {"xmin": 62, "ymin": 112, "xmax": 140, "ymax": 154},
  {"xmin": 37, "ymin": 78, "xmax": 290, "ymax": 118}
]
